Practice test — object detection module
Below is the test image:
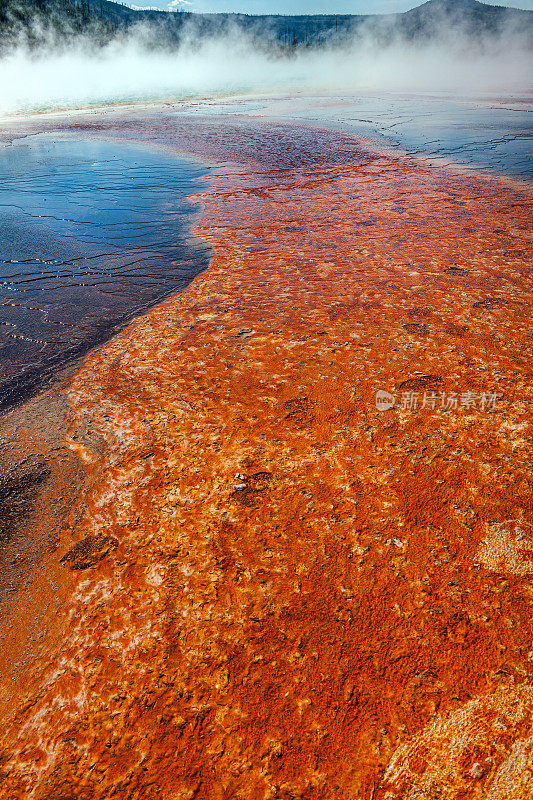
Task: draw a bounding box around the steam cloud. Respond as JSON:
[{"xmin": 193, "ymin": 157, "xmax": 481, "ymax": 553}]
[{"xmin": 0, "ymin": 14, "xmax": 531, "ymax": 116}]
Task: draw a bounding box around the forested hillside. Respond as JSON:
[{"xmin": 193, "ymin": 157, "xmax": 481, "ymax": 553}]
[{"xmin": 0, "ymin": 0, "xmax": 531, "ymax": 53}]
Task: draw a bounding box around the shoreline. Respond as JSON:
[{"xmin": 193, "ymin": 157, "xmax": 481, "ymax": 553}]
[
  {"xmin": 0, "ymin": 97, "xmax": 530, "ymax": 418},
  {"xmin": 0, "ymin": 110, "xmax": 532, "ymax": 798},
  {"xmin": 0, "ymin": 130, "xmax": 214, "ymax": 415},
  {"xmin": 2, "ymin": 91, "xmax": 531, "ymax": 188}
]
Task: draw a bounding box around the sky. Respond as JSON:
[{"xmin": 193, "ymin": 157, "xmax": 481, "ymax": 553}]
[{"xmin": 141, "ymin": 0, "xmax": 533, "ymax": 14}]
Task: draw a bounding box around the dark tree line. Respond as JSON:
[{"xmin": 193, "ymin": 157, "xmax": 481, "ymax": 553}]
[{"xmin": 0, "ymin": 0, "xmax": 531, "ymax": 55}]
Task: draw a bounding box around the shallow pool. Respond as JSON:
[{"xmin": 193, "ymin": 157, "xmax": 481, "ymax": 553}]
[{"xmin": 0, "ymin": 135, "xmax": 210, "ymax": 408}]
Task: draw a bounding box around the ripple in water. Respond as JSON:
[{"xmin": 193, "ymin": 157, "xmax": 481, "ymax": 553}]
[{"xmin": 0, "ymin": 135, "xmax": 210, "ymax": 409}]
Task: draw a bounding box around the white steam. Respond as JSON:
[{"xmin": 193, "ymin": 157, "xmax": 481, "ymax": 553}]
[{"xmin": 0, "ymin": 20, "xmax": 531, "ymax": 116}]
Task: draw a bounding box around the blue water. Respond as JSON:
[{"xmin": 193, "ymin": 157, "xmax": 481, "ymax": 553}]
[
  {"xmin": 0, "ymin": 135, "xmax": 210, "ymax": 408},
  {"xmin": 179, "ymin": 93, "xmax": 533, "ymax": 179},
  {"xmin": 328, "ymin": 96, "xmax": 533, "ymax": 178}
]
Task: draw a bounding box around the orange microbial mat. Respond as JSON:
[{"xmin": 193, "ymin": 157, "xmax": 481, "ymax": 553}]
[{"xmin": 0, "ymin": 116, "xmax": 532, "ymax": 800}]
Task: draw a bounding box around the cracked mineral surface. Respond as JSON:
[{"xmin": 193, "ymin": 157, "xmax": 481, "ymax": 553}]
[{"xmin": 0, "ymin": 107, "xmax": 531, "ymax": 799}]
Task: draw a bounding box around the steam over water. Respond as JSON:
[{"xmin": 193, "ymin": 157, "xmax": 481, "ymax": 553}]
[
  {"xmin": 0, "ymin": 10, "xmax": 531, "ymax": 407},
  {"xmin": 0, "ymin": 29, "xmax": 531, "ymax": 115}
]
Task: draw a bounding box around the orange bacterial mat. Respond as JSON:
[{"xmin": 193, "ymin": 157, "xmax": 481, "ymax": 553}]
[{"xmin": 0, "ymin": 117, "xmax": 532, "ymax": 800}]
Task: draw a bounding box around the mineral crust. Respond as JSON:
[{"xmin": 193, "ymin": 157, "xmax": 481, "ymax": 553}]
[{"xmin": 0, "ymin": 117, "xmax": 532, "ymax": 799}]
